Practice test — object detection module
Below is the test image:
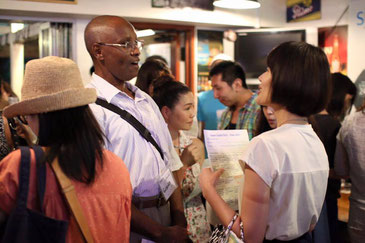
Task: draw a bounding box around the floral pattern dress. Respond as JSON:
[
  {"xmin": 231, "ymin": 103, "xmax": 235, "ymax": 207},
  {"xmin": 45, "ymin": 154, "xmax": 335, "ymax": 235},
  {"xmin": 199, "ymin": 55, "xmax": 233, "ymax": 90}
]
[{"xmin": 179, "ymin": 132, "xmax": 211, "ymax": 242}]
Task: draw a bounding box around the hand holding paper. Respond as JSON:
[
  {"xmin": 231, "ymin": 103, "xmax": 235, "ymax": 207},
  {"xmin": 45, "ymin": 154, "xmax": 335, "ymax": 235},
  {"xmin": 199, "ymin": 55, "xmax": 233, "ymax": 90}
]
[{"xmin": 204, "ymin": 129, "xmax": 250, "ymax": 210}]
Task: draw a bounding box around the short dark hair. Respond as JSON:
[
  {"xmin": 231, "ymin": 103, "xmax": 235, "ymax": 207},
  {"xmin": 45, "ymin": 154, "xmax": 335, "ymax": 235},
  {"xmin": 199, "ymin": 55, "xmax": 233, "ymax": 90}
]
[
  {"xmin": 268, "ymin": 41, "xmax": 331, "ymax": 117},
  {"xmin": 327, "ymin": 72, "xmax": 357, "ymax": 118},
  {"xmin": 209, "ymin": 61, "xmax": 247, "ymax": 88},
  {"xmin": 38, "ymin": 105, "xmax": 105, "ymax": 184},
  {"xmin": 135, "ymin": 59, "xmax": 171, "ymax": 94},
  {"xmin": 152, "ymin": 81, "xmax": 191, "ymax": 110}
]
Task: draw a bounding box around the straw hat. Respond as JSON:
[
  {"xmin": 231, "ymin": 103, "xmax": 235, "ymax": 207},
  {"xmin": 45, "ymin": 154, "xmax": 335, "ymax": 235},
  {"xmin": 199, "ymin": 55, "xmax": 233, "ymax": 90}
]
[{"xmin": 4, "ymin": 56, "xmax": 97, "ymax": 118}]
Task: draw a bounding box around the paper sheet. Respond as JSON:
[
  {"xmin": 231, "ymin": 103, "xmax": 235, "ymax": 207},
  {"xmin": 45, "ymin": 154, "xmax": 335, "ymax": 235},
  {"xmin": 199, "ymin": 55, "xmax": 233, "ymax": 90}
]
[{"xmin": 204, "ymin": 129, "xmax": 250, "ymax": 210}]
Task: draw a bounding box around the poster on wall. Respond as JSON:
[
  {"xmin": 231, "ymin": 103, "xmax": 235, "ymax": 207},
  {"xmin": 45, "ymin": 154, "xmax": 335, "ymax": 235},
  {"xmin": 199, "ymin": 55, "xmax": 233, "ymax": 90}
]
[
  {"xmin": 318, "ymin": 25, "xmax": 348, "ymax": 75},
  {"xmin": 286, "ymin": 0, "xmax": 321, "ymax": 22},
  {"xmin": 152, "ymin": 0, "xmax": 213, "ymax": 11},
  {"xmin": 22, "ymin": 0, "xmax": 77, "ymax": 3},
  {"xmin": 197, "ymin": 30, "xmax": 223, "ymax": 92}
]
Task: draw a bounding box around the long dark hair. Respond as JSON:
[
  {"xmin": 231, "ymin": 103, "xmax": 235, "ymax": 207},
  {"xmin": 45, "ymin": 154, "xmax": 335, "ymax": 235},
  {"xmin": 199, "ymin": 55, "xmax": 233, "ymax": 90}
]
[
  {"xmin": 327, "ymin": 72, "xmax": 357, "ymax": 120},
  {"xmin": 254, "ymin": 107, "xmax": 272, "ymax": 136},
  {"xmin": 152, "ymin": 80, "xmax": 191, "ymax": 110},
  {"xmin": 38, "ymin": 105, "xmax": 104, "ymax": 184},
  {"xmin": 135, "ymin": 59, "xmax": 171, "ymax": 94}
]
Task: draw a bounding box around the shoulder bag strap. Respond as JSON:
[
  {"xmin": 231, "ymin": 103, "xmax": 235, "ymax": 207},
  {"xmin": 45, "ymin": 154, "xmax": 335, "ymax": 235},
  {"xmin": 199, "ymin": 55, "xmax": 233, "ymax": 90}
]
[
  {"xmin": 50, "ymin": 158, "xmax": 94, "ymax": 243},
  {"xmin": 95, "ymin": 98, "xmax": 164, "ymax": 160}
]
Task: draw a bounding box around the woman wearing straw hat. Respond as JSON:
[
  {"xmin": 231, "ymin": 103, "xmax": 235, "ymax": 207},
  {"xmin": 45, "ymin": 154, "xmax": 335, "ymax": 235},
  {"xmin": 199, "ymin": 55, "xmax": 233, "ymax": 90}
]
[{"xmin": 0, "ymin": 56, "xmax": 132, "ymax": 242}]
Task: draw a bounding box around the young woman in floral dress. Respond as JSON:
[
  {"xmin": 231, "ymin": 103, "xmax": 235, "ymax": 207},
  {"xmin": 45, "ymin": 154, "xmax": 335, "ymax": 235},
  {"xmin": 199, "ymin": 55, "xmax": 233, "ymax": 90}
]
[{"xmin": 153, "ymin": 78, "xmax": 211, "ymax": 242}]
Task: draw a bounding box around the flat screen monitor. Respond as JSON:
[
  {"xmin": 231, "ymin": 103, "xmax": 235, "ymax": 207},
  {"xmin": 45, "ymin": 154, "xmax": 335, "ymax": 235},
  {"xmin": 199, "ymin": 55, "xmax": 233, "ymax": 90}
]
[{"xmin": 234, "ymin": 30, "xmax": 306, "ymax": 79}]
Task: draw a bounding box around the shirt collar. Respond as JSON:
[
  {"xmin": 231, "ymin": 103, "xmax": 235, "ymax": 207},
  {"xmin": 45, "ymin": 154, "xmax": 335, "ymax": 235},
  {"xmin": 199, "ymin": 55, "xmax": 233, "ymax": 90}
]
[
  {"xmin": 91, "ymin": 73, "xmax": 147, "ymax": 103},
  {"xmin": 242, "ymin": 92, "xmax": 258, "ymax": 112}
]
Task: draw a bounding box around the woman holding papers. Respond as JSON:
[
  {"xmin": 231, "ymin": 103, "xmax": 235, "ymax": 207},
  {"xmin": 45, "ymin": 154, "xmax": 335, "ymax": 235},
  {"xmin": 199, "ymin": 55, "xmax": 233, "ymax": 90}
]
[
  {"xmin": 200, "ymin": 41, "xmax": 330, "ymax": 243},
  {"xmin": 153, "ymin": 79, "xmax": 211, "ymax": 242}
]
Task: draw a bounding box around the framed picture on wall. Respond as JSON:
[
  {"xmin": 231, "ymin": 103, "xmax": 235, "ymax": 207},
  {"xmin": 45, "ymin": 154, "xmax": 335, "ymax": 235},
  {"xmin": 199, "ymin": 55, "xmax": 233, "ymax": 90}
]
[
  {"xmin": 318, "ymin": 25, "xmax": 348, "ymax": 74},
  {"xmin": 21, "ymin": 0, "xmax": 77, "ymax": 4}
]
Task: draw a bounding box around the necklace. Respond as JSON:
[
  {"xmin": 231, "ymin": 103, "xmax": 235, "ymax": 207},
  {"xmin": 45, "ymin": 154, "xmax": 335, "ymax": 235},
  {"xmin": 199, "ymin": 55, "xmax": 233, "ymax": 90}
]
[
  {"xmin": 278, "ymin": 117, "xmax": 308, "ymax": 127},
  {"xmin": 173, "ymin": 133, "xmax": 183, "ymax": 155}
]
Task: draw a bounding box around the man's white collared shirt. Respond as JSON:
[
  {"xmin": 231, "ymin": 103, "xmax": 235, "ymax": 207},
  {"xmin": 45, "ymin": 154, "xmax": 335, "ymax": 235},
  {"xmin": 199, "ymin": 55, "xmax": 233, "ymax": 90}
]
[{"xmin": 87, "ymin": 74, "xmax": 182, "ymax": 197}]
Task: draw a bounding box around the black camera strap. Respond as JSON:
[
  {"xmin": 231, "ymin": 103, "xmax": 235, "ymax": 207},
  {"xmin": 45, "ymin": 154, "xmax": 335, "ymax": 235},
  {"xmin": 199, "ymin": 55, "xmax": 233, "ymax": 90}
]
[{"xmin": 95, "ymin": 98, "xmax": 164, "ymax": 160}]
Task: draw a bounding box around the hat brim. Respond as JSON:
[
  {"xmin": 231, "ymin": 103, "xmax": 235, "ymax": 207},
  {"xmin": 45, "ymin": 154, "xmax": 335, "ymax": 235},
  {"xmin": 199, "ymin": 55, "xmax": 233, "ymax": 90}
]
[{"xmin": 3, "ymin": 88, "xmax": 97, "ymax": 118}]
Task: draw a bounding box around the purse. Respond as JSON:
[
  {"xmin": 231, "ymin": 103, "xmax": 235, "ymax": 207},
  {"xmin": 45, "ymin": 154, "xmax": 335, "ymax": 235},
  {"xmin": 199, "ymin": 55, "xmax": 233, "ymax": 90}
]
[
  {"xmin": 209, "ymin": 213, "xmax": 245, "ymax": 243},
  {"xmin": 1, "ymin": 146, "xmax": 69, "ymax": 243}
]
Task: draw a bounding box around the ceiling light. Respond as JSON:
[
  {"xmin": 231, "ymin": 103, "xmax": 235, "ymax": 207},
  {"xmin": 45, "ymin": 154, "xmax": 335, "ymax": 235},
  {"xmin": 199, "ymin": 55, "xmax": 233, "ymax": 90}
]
[
  {"xmin": 136, "ymin": 29, "xmax": 155, "ymax": 38},
  {"xmin": 213, "ymin": 0, "xmax": 260, "ymax": 9},
  {"xmin": 11, "ymin": 23, "xmax": 24, "ymax": 33}
]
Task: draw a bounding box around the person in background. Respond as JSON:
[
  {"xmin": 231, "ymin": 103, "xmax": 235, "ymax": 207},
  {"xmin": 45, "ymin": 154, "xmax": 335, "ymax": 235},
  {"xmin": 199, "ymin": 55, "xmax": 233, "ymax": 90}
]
[
  {"xmin": 153, "ymin": 79, "xmax": 210, "ymax": 242},
  {"xmin": 255, "ymin": 106, "xmax": 277, "ymax": 136},
  {"xmin": 145, "ymin": 55, "xmax": 168, "ymax": 65},
  {"xmin": 200, "ymin": 41, "xmax": 330, "ymax": 242},
  {"xmin": 327, "ymin": 72, "xmax": 357, "ymax": 121},
  {"xmin": 135, "ymin": 59, "xmax": 172, "ymax": 95},
  {"xmin": 197, "ymin": 54, "xmax": 231, "ymax": 135},
  {"xmin": 313, "ymin": 72, "xmax": 357, "ymax": 243},
  {"xmin": 84, "ymin": 15, "xmax": 188, "ymax": 242},
  {"xmin": 334, "ymin": 98, "xmax": 365, "ymax": 243},
  {"xmin": 0, "ymin": 114, "xmax": 12, "ymax": 160},
  {"xmin": 0, "ymin": 56, "xmax": 132, "ymax": 242},
  {"xmin": 1, "ymin": 81, "xmax": 19, "ymax": 105},
  {"xmin": 210, "ymin": 61, "xmax": 260, "ymax": 140},
  {"xmin": 205, "ymin": 60, "xmax": 261, "ymax": 227},
  {"xmin": 0, "ymin": 77, "xmax": 10, "ymax": 110}
]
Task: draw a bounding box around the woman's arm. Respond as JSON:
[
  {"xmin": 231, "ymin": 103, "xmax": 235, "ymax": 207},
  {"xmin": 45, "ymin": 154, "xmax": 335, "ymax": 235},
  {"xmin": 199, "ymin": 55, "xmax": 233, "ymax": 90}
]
[
  {"xmin": 200, "ymin": 165, "xmax": 270, "ymax": 243},
  {"xmin": 200, "ymin": 168, "xmax": 236, "ymax": 226},
  {"xmin": 240, "ymin": 165, "xmax": 270, "ymax": 243}
]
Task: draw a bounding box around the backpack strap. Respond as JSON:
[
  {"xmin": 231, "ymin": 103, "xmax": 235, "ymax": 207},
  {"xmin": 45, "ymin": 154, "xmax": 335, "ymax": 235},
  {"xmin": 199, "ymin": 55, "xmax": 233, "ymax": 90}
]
[
  {"xmin": 32, "ymin": 146, "xmax": 46, "ymax": 212},
  {"xmin": 95, "ymin": 98, "xmax": 164, "ymax": 160},
  {"xmin": 17, "ymin": 147, "xmax": 31, "ymax": 210}
]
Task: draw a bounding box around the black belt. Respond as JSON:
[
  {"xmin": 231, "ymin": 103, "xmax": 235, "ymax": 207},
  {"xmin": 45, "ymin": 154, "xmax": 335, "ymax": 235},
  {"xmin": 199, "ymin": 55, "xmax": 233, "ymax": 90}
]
[{"xmin": 132, "ymin": 194, "xmax": 168, "ymax": 209}]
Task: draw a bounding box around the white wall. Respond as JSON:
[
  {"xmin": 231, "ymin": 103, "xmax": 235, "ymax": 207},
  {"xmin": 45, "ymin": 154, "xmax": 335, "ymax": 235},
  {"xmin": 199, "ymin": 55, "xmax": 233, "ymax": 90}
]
[
  {"xmin": 348, "ymin": 0, "xmax": 365, "ymax": 81},
  {"xmin": 74, "ymin": 19, "xmax": 93, "ymax": 84},
  {"xmin": 0, "ymin": 0, "xmax": 274, "ymax": 84},
  {"xmin": 1, "ymin": 0, "xmax": 363, "ymax": 84},
  {"xmin": 0, "ymin": 0, "xmax": 261, "ymax": 27},
  {"xmin": 253, "ymin": 0, "xmax": 365, "ymax": 82},
  {"xmin": 260, "ymin": 0, "xmax": 349, "ymax": 28}
]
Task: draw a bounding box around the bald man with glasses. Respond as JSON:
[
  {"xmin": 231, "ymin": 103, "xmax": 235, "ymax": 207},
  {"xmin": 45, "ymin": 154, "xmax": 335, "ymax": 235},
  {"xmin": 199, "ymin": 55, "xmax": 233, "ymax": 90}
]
[{"xmin": 85, "ymin": 15, "xmax": 189, "ymax": 243}]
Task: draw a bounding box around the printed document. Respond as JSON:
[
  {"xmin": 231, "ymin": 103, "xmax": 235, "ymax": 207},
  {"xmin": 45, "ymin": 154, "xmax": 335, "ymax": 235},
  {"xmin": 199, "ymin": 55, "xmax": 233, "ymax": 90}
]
[{"xmin": 204, "ymin": 129, "xmax": 250, "ymax": 211}]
